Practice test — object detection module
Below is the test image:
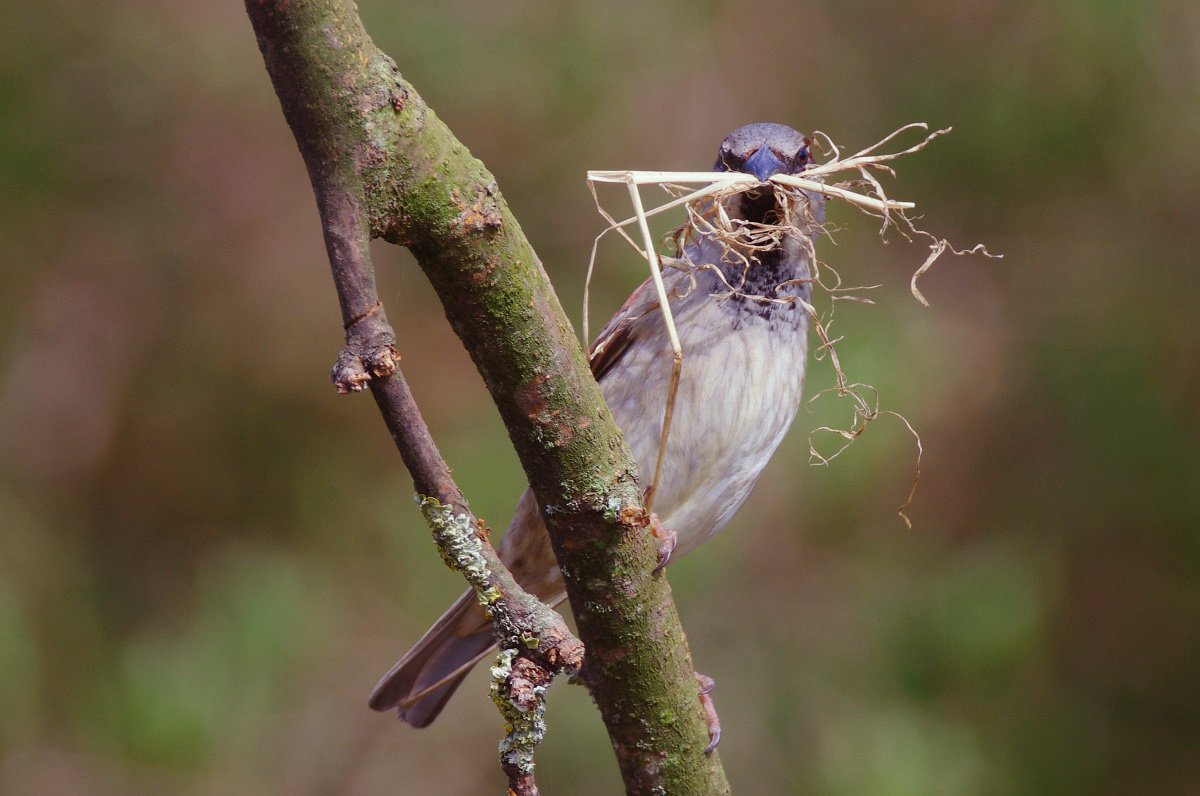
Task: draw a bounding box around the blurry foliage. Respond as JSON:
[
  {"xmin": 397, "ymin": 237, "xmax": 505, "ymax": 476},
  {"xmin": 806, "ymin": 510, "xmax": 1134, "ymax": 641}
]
[{"xmin": 0, "ymin": 0, "xmax": 1198, "ymax": 794}]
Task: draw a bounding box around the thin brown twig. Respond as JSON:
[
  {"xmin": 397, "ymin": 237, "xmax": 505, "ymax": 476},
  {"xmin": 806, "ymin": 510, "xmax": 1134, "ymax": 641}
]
[{"xmin": 278, "ymin": 68, "xmax": 582, "ymax": 796}]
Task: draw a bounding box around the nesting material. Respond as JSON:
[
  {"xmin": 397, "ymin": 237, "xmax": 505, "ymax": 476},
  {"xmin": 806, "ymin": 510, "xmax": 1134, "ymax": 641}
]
[{"xmin": 586, "ymin": 124, "xmax": 998, "ymax": 525}]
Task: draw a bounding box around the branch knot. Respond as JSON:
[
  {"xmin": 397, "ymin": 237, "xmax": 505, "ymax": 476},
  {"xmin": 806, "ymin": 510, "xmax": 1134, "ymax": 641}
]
[
  {"xmin": 453, "ymin": 184, "xmax": 504, "ymax": 232},
  {"xmin": 330, "ymin": 303, "xmax": 400, "ymax": 393}
]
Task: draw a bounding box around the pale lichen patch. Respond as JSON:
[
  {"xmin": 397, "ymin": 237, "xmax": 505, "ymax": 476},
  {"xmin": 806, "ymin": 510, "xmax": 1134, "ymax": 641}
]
[
  {"xmin": 490, "ymin": 649, "xmax": 549, "ymax": 776},
  {"xmin": 415, "ymin": 494, "xmax": 502, "ymax": 605}
]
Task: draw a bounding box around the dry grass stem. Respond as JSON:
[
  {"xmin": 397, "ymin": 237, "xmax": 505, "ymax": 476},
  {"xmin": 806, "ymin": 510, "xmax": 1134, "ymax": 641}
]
[
  {"xmin": 623, "ymin": 178, "xmax": 682, "ymax": 516},
  {"xmin": 585, "ymin": 124, "xmax": 997, "ymax": 523}
]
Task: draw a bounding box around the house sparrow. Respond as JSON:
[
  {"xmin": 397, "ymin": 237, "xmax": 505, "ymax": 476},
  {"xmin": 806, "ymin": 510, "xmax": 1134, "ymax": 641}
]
[{"xmin": 369, "ymin": 123, "xmax": 822, "ymax": 729}]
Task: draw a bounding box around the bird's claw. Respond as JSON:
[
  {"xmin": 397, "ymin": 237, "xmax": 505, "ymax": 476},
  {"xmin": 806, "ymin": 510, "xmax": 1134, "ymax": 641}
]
[
  {"xmin": 649, "ymin": 513, "xmax": 677, "ymax": 573},
  {"xmin": 696, "ymin": 672, "xmax": 721, "ymax": 754}
]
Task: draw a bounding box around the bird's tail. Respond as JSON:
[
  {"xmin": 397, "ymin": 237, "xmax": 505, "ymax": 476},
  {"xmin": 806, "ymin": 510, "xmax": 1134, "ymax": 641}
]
[{"xmin": 367, "ymin": 588, "xmax": 497, "ymax": 728}]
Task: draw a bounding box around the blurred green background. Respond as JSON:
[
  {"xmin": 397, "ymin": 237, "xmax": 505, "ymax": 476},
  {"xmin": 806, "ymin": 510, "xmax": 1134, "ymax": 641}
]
[{"xmin": 1, "ymin": 0, "xmax": 1198, "ymax": 793}]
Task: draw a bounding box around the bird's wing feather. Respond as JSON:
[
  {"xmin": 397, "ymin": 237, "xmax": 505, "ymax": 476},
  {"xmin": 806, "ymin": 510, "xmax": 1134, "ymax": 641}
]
[
  {"xmin": 587, "ymin": 251, "xmax": 712, "ymax": 381},
  {"xmin": 588, "ymin": 277, "xmax": 661, "ymax": 381}
]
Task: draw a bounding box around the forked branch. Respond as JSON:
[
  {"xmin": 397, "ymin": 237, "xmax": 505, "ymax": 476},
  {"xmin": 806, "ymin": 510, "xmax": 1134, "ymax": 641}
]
[{"xmin": 244, "ymin": 0, "xmax": 728, "ymax": 793}]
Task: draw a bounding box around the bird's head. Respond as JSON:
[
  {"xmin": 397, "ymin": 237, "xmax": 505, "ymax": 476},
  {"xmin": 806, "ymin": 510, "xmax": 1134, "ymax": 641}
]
[
  {"xmin": 713, "ymin": 123, "xmax": 812, "ymax": 181},
  {"xmin": 712, "ymin": 123, "xmax": 821, "ymax": 227}
]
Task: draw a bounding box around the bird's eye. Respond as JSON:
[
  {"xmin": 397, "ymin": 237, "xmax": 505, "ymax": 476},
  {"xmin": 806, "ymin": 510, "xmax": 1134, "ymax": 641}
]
[{"xmin": 797, "ymin": 145, "xmax": 810, "ymax": 163}]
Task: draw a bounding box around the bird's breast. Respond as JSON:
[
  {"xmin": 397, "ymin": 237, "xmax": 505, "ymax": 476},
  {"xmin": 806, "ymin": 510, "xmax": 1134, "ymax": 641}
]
[{"xmin": 599, "ymin": 244, "xmax": 811, "ymax": 556}]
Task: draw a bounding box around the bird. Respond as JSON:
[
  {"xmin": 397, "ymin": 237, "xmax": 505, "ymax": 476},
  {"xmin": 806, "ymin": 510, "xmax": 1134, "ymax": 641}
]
[{"xmin": 369, "ymin": 122, "xmax": 824, "ymax": 730}]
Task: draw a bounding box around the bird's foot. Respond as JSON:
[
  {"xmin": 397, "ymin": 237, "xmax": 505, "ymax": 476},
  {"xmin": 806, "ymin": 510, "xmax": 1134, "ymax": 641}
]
[
  {"xmin": 696, "ymin": 672, "xmax": 721, "ymax": 754},
  {"xmin": 649, "ymin": 513, "xmax": 677, "ymax": 573}
]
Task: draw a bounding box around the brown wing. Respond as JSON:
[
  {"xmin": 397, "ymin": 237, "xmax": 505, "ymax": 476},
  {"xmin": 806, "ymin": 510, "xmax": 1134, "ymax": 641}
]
[{"xmin": 588, "ymin": 278, "xmax": 661, "ymax": 381}]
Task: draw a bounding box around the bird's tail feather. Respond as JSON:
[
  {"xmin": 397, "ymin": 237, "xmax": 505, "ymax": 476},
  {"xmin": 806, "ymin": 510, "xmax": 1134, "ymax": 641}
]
[{"xmin": 367, "ymin": 587, "xmax": 497, "ymax": 728}]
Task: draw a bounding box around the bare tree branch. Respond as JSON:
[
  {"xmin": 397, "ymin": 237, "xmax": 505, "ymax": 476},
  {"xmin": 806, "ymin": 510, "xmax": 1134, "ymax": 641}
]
[{"xmin": 243, "ymin": 0, "xmax": 729, "ymax": 793}]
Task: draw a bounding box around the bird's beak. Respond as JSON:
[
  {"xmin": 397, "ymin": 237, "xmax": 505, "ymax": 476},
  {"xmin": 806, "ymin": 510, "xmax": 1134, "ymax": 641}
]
[{"xmin": 741, "ymin": 147, "xmax": 786, "ymax": 181}]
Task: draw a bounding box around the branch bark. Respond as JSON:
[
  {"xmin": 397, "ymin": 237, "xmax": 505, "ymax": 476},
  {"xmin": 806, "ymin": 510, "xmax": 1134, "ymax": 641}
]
[
  {"xmin": 244, "ymin": 1, "xmax": 729, "ymax": 793},
  {"xmin": 374, "ymin": 364, "xmax": 583, "ymax": 796}
]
